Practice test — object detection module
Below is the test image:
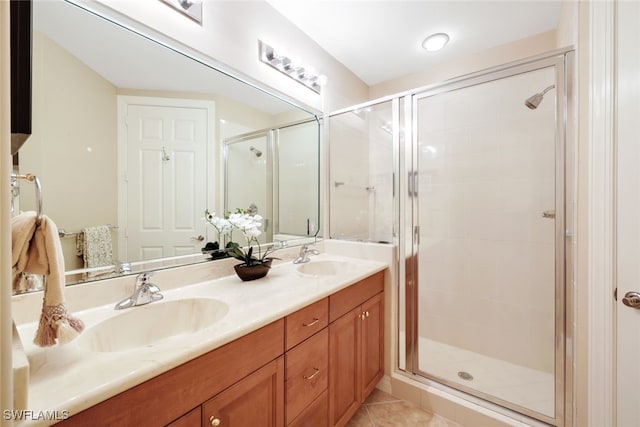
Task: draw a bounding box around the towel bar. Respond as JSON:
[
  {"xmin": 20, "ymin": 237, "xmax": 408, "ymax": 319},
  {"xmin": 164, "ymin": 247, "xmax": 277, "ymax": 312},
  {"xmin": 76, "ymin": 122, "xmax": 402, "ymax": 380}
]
[
  {"xmin": 58, "ymin": 224, "xmax": 117, "ymax": 238},
  {"xmin": 11, "ymin": 173, "xmax": 43, "ymax": 225}
]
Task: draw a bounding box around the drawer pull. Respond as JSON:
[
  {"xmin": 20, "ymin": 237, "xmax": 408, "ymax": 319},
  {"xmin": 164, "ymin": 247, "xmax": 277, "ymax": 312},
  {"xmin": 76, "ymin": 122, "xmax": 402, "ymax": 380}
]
[
  {"xmin": 303, "ymin": 368, "xmax": 321, "ymax": 380},
  {"xmin": 303, "ymin": 318, "xmax": 320, "ymax": 327},
  {"xmin": 209, "ymin": 416, "xmax": 221, "ymax": 426}
]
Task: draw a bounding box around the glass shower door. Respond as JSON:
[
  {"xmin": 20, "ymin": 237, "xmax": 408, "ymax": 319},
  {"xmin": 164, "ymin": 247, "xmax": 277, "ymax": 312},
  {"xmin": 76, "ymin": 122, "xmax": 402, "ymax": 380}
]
[{"xmin": 412, "ymin": 65, "xmax": 563, "ymax": 421}]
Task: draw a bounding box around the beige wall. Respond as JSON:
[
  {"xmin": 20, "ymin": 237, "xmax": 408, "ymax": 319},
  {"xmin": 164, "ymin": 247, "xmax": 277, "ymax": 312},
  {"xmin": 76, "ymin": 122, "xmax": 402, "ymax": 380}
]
[
  {"xmin": 20, "ymin": 32, "xmax": 118, "ymax": 270},
  {"xmin": 118, "ymin": 89, "xmax": 278, "ymax": 131}
]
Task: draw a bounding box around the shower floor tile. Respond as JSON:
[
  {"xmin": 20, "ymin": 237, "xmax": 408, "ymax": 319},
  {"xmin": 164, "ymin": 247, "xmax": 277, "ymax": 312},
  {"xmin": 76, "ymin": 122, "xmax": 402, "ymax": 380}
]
[{"xmin": 346, "ymin": 389, "xmax": 461, "ymax": 427}]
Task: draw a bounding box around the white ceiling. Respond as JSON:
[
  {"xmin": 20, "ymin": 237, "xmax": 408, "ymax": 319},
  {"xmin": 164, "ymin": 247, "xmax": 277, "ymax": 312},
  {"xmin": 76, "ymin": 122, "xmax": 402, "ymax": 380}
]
[{"xmin": 266, "ymin": 0, "xmax": 563, "ymax": 86}]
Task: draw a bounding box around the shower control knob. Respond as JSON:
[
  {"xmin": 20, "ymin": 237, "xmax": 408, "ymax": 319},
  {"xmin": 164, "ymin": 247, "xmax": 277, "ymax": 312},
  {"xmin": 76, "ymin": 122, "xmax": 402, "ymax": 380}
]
[{"xmin": 622, "ymin": 291, "xmax": 640, "ymax": 308}]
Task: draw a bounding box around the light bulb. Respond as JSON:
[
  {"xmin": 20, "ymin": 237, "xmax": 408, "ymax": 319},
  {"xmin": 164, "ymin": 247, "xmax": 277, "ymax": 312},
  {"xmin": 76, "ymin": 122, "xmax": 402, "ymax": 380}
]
[{"xmin": 422, "ymin": 33, "xmax": 450, "ymax": 52}]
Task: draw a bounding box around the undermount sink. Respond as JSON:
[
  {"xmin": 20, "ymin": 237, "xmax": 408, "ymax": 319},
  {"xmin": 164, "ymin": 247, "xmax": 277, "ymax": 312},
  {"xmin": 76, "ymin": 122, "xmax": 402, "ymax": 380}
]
[
  {"xmin": 296, "ymin": 260, "xmax": 350, "ymax": 276},
  {"xmin": 77, "ymin": 298, "xmax": 229, "ymax": 352}
]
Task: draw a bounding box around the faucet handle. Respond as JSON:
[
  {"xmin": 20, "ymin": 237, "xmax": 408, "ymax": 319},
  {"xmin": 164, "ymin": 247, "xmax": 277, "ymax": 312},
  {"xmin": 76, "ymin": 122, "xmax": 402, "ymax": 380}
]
[{"xmin": 137, "ymin": 271, "xmax": 155, "ymax": 285}]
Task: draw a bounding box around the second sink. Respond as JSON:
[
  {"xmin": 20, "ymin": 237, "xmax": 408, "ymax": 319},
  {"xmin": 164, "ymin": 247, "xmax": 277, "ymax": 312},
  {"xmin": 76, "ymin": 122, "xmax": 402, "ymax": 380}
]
[
  {"xmin": 77, "ymin": 298, "xmax": 229, "ymax": 352},
  {"xmin": 296, "ymin": 260, "xmax": 350, "ymax": 276}
]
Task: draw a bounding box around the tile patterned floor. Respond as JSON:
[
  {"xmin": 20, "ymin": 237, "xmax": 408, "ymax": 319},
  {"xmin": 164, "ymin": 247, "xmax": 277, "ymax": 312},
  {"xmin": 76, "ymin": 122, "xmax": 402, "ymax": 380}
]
[{"xmin": 346, "ymin": 389, "xmax": 462, "ymax": 427}]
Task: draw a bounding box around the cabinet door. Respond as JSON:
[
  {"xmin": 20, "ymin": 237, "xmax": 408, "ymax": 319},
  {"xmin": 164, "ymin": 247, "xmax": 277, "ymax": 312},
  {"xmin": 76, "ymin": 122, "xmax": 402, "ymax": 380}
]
[
  {"xmin": 203, "ymin": 357, "xmax": 284, "ymax": 427},
  {"xmin": 361, "ymin": 293, "xmax": 384, "ymax": 398},
  {"xmin": 328, "ymin": 306, "xmax": 361, "ymax": 427}
]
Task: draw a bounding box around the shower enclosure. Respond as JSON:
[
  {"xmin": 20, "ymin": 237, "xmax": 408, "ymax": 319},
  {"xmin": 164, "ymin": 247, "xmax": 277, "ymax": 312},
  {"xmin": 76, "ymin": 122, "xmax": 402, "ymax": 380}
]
[
  {"xmin": 224, "ymin": 119, "xmax": 320, "ymax": 245},
  {"xmin": 328, "ymin": 50, "xmax": 573, "ymax": 426}
]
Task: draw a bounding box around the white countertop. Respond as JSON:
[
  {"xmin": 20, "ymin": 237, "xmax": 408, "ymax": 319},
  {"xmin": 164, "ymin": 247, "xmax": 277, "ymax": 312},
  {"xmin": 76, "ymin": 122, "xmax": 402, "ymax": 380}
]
[{"xmin": 14, "ymin": 253, "xmax": 388, "ymax": 426}]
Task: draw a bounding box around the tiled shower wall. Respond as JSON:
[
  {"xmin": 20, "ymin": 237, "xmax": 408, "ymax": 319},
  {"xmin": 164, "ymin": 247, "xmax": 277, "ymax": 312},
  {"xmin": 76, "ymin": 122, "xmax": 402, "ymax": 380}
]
[{"xmin": 417, "ymin": 67, "xmax": 557, "ymax": 373}]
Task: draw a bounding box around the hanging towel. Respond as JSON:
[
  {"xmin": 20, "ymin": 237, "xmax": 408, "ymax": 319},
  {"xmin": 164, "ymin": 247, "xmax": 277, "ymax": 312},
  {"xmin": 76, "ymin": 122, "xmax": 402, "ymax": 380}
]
[
  {"xmin": 76, "ymin": 225, "xmax": 113, "ymax": 269},
  {"xmin": 11, "ymin": 211, "xmax": 84, "ymax": 347}
]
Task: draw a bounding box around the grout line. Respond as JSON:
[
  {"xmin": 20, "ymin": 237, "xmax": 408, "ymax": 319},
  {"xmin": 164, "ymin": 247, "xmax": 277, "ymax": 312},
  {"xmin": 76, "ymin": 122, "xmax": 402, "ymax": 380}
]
[
  {"xmin": 362, "ymin": 405, "xmax": 376, "ymax": 427},
  {"xmin": 363, "ymin": 399, "xmax": 405, "ymax": 406}
]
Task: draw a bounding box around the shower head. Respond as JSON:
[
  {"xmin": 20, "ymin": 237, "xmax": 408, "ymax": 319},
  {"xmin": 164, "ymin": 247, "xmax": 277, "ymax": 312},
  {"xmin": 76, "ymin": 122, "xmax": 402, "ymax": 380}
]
[
  {"xmin": 249, "ymin": 146, "xmax": 263, "ymax": 157},
  {"xmin": 525, "ymin": 85, "xmax": 556, "ymax": 110}
]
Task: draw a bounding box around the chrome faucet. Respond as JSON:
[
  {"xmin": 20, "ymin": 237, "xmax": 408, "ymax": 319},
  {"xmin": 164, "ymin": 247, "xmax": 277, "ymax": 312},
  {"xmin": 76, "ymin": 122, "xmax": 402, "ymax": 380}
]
[
  {"xmin": 293, "ymin": 244, "xmax": 319, "ymax": 264},
  {"xmin": 114, "ymin": 272, "xmax": 163, "ymax": 310}
]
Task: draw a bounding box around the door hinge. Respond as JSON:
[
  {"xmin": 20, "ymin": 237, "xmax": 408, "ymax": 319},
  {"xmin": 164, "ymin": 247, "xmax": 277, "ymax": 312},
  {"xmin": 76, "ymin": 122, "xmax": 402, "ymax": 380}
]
[{"xmin": 614, "ymin": 287, "xmax": 617, "ymax": 301}]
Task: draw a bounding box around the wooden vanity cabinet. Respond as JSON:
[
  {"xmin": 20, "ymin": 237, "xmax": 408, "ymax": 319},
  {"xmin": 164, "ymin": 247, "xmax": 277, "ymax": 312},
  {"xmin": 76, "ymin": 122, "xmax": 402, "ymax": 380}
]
[
  {"xmin": 58, "ymin": 320, "xmax": 284, "ymax": 427},
  {"xmin": 328, "ymin": 272, "xmax": 384, "ymax": 427},
  {"xmin": 58, "ymin": 271, "xmax": 384, "ymax": 427}
]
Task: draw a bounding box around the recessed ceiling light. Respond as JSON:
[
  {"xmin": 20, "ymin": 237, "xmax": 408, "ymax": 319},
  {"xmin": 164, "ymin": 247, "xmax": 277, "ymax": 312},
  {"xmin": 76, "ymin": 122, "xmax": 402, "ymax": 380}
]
[{"xmin": 422, "ymin": 33, "xmax": 450, "ymax": 52}]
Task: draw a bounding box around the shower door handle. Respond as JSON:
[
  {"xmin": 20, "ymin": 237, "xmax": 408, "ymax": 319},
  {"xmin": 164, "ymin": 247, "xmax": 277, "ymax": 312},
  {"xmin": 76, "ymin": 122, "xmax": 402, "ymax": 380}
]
[
  {"xmin": 408, "ymin": 171, "xmax": 418, "ymax": 197},
  {"xmin": 542, "ymin": 210, "xmax": 556, "ymax": 219}
]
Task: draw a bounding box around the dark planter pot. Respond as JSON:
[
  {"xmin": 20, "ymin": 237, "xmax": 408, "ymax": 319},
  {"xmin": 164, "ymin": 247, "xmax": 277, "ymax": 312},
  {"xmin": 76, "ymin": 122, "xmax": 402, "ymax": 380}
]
[{"xmin": 233, "ymin": 259, "xmax": 273, "ymax": 281}]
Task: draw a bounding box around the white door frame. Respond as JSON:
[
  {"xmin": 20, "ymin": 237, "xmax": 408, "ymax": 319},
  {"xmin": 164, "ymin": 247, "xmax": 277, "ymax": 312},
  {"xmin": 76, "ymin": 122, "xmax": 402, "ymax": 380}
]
[
  {"xmin": 587, "ymin": 1, "xmax": 616, "ymax": 426},
  {"xmin": 116, "ymin": 95, "xmax": 216, "ymax": 261}
]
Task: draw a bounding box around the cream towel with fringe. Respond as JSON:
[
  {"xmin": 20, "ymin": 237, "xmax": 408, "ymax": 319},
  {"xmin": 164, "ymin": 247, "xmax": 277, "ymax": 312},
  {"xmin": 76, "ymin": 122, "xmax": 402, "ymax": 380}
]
[{"xmin": 11, "ymin": 211, "xmax": 84, "ymax": 347}]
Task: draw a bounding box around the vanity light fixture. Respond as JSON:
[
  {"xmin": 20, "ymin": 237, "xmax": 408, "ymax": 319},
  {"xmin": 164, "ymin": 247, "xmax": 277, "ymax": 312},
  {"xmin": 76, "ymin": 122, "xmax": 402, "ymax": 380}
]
[
  {"xmin": 160, "ymin": 0, "xmax": 203, "ymax": 24},
  {"xmin": 422, "ymin": 33, "xmax": 450, "ymax": 52},
  {"xmin": 259, "ymin": 40, "xmax": 325, "ymax": 94}
]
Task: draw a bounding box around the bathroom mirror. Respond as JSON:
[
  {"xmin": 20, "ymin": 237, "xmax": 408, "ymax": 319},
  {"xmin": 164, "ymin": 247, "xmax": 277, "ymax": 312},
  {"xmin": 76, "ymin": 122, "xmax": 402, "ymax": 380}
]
[{"xmin": 13, "ymin": 0, "xmax": 320, "ymax": 291}]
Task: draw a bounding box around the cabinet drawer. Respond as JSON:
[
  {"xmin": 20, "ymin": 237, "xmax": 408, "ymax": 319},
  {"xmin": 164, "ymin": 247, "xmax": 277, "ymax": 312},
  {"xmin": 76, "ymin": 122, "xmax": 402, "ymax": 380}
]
[
  {"xmin": 288, "ymin": 390, "xmax": 328, "ymax": 427},
  {"xmin": 166, "ymin": 406, "xmax": 201, "ymax": 427},
  {"xmin": 285, "ymin": 329, "xmax": 328, "ymax": 425},
  {"xmin": 286, "ymin": 298, "xmax": 328, "ymax": 350},
  {"xmin": 329, "ymin": 271, "xmax": 384, "ymax": 322}
]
